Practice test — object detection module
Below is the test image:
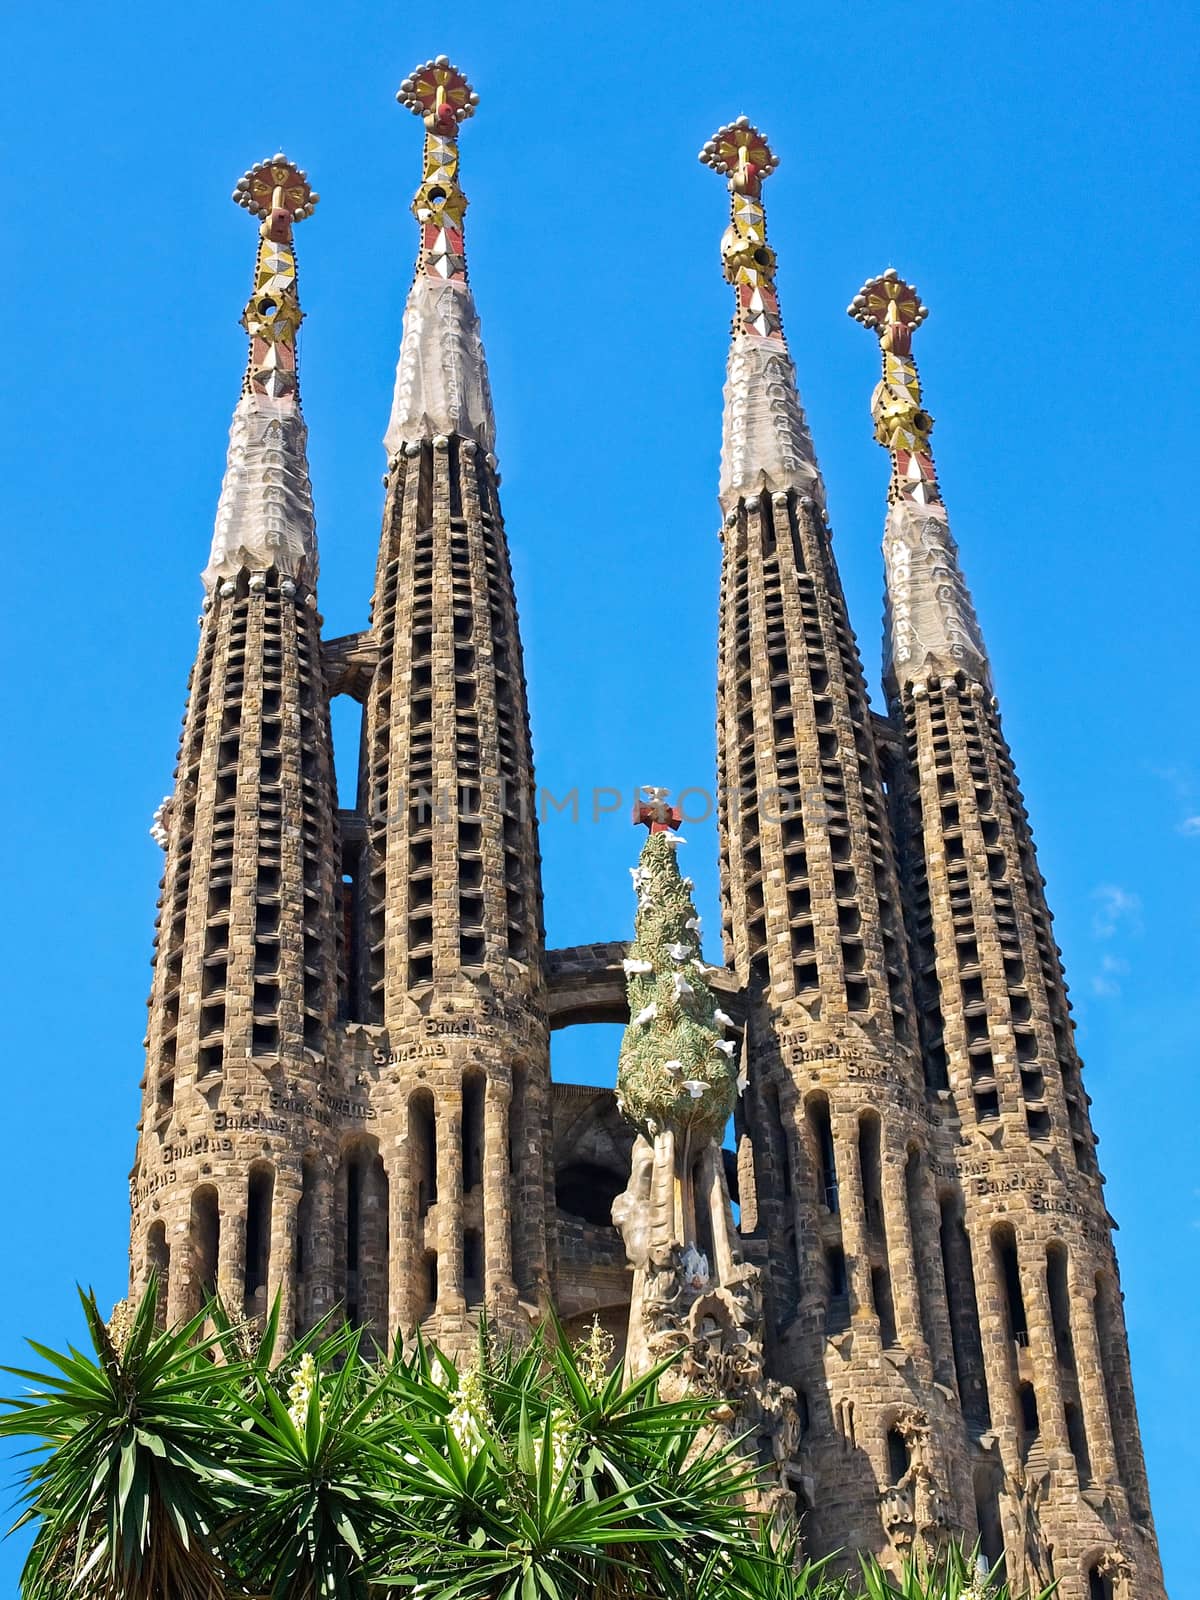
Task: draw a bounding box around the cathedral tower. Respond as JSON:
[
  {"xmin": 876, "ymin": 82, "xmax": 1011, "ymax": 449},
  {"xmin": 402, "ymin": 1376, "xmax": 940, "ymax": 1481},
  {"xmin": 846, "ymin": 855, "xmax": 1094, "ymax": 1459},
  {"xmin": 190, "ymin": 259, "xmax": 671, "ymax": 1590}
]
[
  {"xmin": 131, "ymin": 158, "xmax": 343, "ymax": 1341},
  {"xmin": 851, "ymin": 270, "xmax": 1164, "ymax": 1598},
  {"xmin": 121, "ymin": 74, "xmax": 1163, "ymax": 1600},
  {"xmin": 345, "ymin": 59, "xmax": 550, "ymax": 1350},
  {"xmin": 702, "ymin": 123, "xmax": 975, "ymax": 1563}
]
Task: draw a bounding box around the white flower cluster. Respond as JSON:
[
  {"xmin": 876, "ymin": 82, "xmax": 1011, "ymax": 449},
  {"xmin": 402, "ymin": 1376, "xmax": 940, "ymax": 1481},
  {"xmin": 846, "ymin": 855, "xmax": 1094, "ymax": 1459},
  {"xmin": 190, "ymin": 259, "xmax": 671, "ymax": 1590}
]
[
  {"xmin": 447, "ymin": 1363, "xmax": 490, "ymax": 1459},
  {"xmin": 287, "ymin": 1351, "xmax": 322, "ymax": 1429},
  {"xmin": 532, "ymin": 1405, "xmax": 573, "ymax": 1487}
]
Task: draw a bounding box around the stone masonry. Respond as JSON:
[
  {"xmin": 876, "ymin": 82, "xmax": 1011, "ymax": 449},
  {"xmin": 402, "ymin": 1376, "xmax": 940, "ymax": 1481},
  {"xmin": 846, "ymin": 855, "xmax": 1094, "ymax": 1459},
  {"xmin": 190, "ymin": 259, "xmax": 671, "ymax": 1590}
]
[{"xmin": 127, "ymin": 70, "xmax": 1163, "ymax": 1600}]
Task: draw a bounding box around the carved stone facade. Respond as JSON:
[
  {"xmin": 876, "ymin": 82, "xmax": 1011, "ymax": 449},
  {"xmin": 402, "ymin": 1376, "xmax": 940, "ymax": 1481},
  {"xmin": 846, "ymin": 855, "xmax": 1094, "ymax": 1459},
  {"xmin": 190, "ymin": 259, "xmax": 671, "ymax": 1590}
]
[{"xmin": 127, "ymin": 73, "xmax": 1162, "ymax": 1600}]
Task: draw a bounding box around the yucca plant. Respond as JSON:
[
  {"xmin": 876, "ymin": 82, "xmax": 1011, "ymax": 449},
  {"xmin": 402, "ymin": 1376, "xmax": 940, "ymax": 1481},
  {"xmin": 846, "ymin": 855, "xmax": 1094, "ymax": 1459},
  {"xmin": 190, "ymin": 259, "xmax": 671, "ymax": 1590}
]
[
  {"xmin": 1, "ymin": 1282, "xmax": 1050, "ymax": 1600},
  {"xmin": 857, "ymin": 1543, "xmax": 1056, "ymax": 1600},
  {"xmin": 0, "ymin": 1279, "xmax": 243, "ymax": 1600},
  {"xmin": 375, "ymin": 1315, "xmax": 761, "ymax": 1600},
  {"xmin": 222, "ymin": 1320, "xmax": 404, "ymax": 1600}
]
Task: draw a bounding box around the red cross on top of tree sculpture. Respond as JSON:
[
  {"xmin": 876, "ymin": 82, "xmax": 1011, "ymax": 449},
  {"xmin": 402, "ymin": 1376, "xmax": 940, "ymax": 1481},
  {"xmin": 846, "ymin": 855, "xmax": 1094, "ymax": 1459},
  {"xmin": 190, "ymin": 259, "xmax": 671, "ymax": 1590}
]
[{"xmin": 633, "ymin": 787, "xmax": 683, "ymax": 833}]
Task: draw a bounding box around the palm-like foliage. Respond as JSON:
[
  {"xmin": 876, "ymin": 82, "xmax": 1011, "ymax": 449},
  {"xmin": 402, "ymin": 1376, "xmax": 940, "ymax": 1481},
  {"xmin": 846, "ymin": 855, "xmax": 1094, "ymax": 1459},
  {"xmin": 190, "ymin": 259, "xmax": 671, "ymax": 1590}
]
[
  {"xmin": 224, "ymin": 1323, "xmax": 403, "ymax": 1600},
  {"xmin": 0, "ymin": 1280, "xmax": 240, "ymax": 1600},
  {"xmin": 377, "ymin": 1318, "xmax": 757, "ymax": 1600},
  {"xmin": 1, "ymin": 1283, "xmax": 1056, "ymax": 1600},
  {"xmin": 857, "ymin": 1543, "xmax": 1056, "ymax": 1600}
]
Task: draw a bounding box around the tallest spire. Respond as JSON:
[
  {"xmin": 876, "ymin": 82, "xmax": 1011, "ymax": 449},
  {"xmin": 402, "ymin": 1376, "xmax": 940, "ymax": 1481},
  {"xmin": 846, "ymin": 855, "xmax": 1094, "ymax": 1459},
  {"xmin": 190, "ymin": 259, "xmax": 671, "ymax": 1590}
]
[
  {"xmin": 700, "ymin": 118, "xmax": 822, "ymax": 513},
  {"xmin": 385, "ymin": 56, "xmax": 495, "ymax": 457}
]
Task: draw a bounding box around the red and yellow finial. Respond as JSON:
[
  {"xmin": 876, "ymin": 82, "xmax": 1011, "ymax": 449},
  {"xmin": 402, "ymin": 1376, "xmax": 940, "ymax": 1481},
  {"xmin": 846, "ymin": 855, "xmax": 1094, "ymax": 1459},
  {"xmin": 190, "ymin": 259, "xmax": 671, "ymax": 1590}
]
[
  {"xmin": 850, "ymin": 269, "xmax": 938, "ymax": 503},
  {"xmin": 231, "ymin": 155, "xmax": 317, "ymax": 401},
  {"xmin": 398, "ymin": 56, "xmax": 479, "ymax": 282},
  {"xmin": 700, "ymin": 118, "xmax": 783, "ymax": 340}
]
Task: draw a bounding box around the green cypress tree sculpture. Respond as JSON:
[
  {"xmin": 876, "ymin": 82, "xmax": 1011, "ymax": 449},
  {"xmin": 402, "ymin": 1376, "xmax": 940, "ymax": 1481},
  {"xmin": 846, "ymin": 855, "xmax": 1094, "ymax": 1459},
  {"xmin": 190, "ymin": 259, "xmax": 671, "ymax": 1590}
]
[{"xmin": 617, "ymin": 827, "xmax": 740, "ymax": 1151}]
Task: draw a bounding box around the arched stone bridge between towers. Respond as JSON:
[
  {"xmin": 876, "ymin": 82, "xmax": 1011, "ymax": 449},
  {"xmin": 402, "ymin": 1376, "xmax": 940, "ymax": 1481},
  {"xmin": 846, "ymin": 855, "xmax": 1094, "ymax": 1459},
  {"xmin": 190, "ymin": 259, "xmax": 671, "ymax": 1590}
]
[{"xmin": 545, "ymin": 941, "xmax": 745, "ymax": 1029}]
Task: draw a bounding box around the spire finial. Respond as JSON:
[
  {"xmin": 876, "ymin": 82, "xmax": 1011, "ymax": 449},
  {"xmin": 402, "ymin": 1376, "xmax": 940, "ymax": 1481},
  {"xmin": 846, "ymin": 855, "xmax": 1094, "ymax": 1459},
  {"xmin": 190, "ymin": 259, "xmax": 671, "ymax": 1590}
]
[
  {"xmin": 851, "ymin": 271, "xmax": 990, "ymax": 689},
  {"xmin": 701, "ymin": 119, "xmax": 822, "ymax": 510},
  {"xmin": 700, "ymin": 118, "xmax": 783, "ymax": 339},
  {"xmin": 397, "ymin": 56, "xmax": 479, "ymax": 283},
  {"xmin": 849, "ymin": 268, "xmax": 937, "ymax": 503},
  {"xmin": 202, "ymin": 156, "xmax": 318, "ymax": 593},
  {"xmin": 230, "ymin": 155, "xmax": 317, "ymax": 402},
  {"xmin": 384, "ymin": 57, "xmax": 495, "ymax": 457}
]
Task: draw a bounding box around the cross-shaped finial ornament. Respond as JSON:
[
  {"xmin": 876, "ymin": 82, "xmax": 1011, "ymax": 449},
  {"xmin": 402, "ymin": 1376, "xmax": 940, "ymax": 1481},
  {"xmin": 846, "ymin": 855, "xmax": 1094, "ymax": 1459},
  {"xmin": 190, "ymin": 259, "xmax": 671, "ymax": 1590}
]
[
  {"xmin": 850, "ymin": 269, "xmax": 938, "ymax": 498},
  {"xmin": 848, "ymin": 268, "xmax": 928, "ymax": 355},
  {"xmin": 701, "ymin": 117, "xmax": 783, "ymax": 328},
  {"xmin": 233, "ymin": 156, "xmax": 318, "ymax": 238},
  {"xmin": 397, "ymin": 56, "xmax": 479, "ymax": 130},
  {"xmin": 232, "ymin": 156, "xmax": 314, "ymax": 401},
  {"xmin": 699, "ymin": 117, "xmax": 780, "ymax": 195},
  {"xmin": 633, "ymin": 786, "xmax": 682, "ymax": 834}
]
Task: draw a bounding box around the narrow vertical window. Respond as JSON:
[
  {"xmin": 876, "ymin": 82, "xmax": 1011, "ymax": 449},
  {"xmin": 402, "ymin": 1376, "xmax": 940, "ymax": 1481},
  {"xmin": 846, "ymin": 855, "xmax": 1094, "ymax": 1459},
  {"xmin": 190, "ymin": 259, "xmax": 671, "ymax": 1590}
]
[
  {"xmin": 244, "ymin": 1162, "xmax": 274, "ymax": 1314},
  {"xmin": 462, "ymin": 1073, "xmax": 485, "ymax": 1192},
  {"xmin": 939, "ymin": 1196, "xmax": 990, "ymax": 1426},
  {"xmin": 146, "ymin": 1222, "xmax": 169, "ymax": 1328},
  {"xmin": 189, "ymin": 1185, "xmax": 220, "ymax": 1317}
]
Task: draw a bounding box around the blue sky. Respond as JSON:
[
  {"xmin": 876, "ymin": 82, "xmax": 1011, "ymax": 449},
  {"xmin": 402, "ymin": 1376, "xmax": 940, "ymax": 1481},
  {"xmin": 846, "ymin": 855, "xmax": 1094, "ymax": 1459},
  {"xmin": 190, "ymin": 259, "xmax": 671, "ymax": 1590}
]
[{"xmin": 0, "ymin": 0, "xmax": 1196, "ymax": 1589}]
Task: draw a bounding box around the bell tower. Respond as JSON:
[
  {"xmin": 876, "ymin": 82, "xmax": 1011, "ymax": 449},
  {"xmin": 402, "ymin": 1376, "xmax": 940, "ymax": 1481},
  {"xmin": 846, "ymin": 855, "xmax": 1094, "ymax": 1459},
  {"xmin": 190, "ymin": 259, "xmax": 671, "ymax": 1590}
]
[
  {"xmin": 703, "ymin": 122, "xmax": 975, "ymax": 1562},
  {"xmin": 851, "ymin": 269, "xmax": 1165, "ymax": 1598},
  {"xmin": 131, "ymin": 157, "xmax": 342, "ymax": 1344},
  {"xmin": 350, "ymin": 58, "xmax": 551, "ymax": 1351}
]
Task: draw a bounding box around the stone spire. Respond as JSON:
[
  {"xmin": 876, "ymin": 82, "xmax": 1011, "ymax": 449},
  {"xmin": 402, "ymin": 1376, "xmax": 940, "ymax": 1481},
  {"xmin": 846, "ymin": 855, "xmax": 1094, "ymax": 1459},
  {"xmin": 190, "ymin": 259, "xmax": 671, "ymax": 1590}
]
[
  {"xmin": 855, "ymin": 273, "xmax": 1164, "ymax": 1594},
  {"xmin": 849, "ymin": 270, "xmax": 989, "ymax": 693},
  {"xmin": 132, "ymin": 157, "xmax": 342, "ymax": 1351},
  {"xmin": 385, "ymin": 56, "xmax": 495, "ymax": 458},
  {"xmin": 203, "ymin": 157, "xmax": 320, "ymax": 594},
  {"xmin": 346, "ymin": 59, "xmax": 549, "ymax": 1355},
  {"xmin": 700, "ymin": 118, "xmax": 822, "ymax": 513}
]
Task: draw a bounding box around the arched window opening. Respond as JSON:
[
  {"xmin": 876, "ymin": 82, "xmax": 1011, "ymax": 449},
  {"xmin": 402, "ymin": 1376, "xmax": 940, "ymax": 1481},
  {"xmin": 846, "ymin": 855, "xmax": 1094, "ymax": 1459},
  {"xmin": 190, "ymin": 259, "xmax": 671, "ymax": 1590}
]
[
  {"xmin": 905, "ymin": 1149, "xmax": 941, "ymax": 1365},
  {"xmin": 509, "ymin": 1062, "xmax": 527, "ymax": 1176},
  {"xmin": 422, "ymin": 1249, "xmax": 438, "ymax": 1313},
  {"xmin": 1066, "ymin": 1401, "xmax": 1092, "ymax": 1484},
  {"xmin": 146, "ymin": 1222, "xmax": 169, "ymax": 1328},
  {"xmin": 189, "ymin": 1185, "xmax": 220, "ymax": 1317},
  {"xmin": 692, "ymin": 1155, "xmax": 715, "ymax": 1268},
  {"xmin": 886, "ymin": 1426, "xmax": 910, "ymax": 1486},
  {"xmin": 825, "ymin": 1244, "xmax": 849, "ymax": 1332},
  {"xmin": 1088, "ymin": 1564, "xmax": 1115, "ymax": 1600},
  {"xmin": 410, "ymin": 1089, "xmax": 437, "ymax": 1218},
  {"xmin": 1095, "ymin": 1272, "xmax": 1147, "ymax": 1517},
  {"xmin": 1046, "ymin": 1243, "xmax": 1074, "ymax": 1364},
  {"xmin": 554, "ymin": 1161, "xmax": 625, "ymax": 1227},
  {"xmin": 342, "ymin": 1141, "xmax": 389, "ymax": 1342},
  {"xmin": 763, "ymin": 1081, "xmax": 793, "ymax": 1198},
  {"xmin": 1018, "ymin": 1381, "xmax": 1040, "ymax": 1463},
  {"xmin": 940, "ymin": 1195, "xmax": 990, "ymax": 1427},
  {"xmin": 795, "ymin": 1388, "xmax": 811, "ymax": 1433},
  {"xmin": 463, "ymin": 1228, "xmax": 484, "ymax": 1305},
  {"xmin": 462, "ymin": 1073, "xmax": 485, "ymax": 1193},
  {"xmin": 993, "ymin": 1224, "xmax": 1028, "ymax": 1344},
  {"xmin": 872, "ymin": 1265, "xmax": 897, "ymax": 1347},
  {"xmin": 244, "ymin": 1163, "xmax": 274, "ymax": 1314},
  {"xmin": 858, "ymin": 1112, "xmax": 884, "ymax": 1236},
  {"xmin": 1046, "ymin": 1242, "xmax": 1088, "ymax": 1479},
  {"xmin": 974, "ymin": 1467, "xmax": 1004, "ymax": 1571},
  {"xmin": 807, "ymin": 1095, "xmax": 838, "ymax": 1212}
]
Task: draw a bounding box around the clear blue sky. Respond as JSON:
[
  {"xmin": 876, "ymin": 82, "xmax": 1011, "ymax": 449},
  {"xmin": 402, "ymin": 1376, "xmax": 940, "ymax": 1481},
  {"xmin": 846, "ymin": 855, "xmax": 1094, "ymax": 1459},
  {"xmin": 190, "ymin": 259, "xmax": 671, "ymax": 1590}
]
[{"xmin": 0, "ymin": 0, "xmax": 1195, "ymax": 1590}]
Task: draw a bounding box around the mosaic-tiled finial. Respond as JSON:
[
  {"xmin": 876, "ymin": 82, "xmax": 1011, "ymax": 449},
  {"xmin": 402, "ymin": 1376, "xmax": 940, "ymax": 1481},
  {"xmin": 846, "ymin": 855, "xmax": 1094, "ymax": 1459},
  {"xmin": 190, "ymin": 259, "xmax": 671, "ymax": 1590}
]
[
  {"xmin": 701, "ymin": 119, "xmax": 823, "ymax": 509},
  {"xmin": 397, "ymin": 56, "xmax": 478, "ymax": 281},
  {"xmin": 230, "ymin": 155, "xmax": 318, "ymax": 401},
  {"xmin": 850, "ymin": 268, "xmax": 937, "ymax": 499},
  {"xmin": 700, "ymin": 117, "xmax": 783, "ymax": 334}
]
